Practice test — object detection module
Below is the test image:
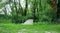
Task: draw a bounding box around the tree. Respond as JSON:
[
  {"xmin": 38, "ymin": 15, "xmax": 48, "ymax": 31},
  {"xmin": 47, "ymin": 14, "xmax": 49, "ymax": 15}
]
[
  {"xmin": 24, "ymin": 0, "xmax": 28, "ymax": 16},
  {"xmin": 32, "ymin": 0, "xmax": 37, "ymax": 22}
]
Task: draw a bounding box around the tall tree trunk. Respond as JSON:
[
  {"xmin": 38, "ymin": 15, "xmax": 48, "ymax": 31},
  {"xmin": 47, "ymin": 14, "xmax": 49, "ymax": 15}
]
[
  {"xmin": 57, "ymin": 0, "xmax": 60, "ymax": 18},
  {"xmin": 14, "ymin": 0, "xmax": 19, "ymax": 23},
  {"xmin": 32, "ymin": 0, "xmax": 37, "ymax": 22},
  {"xmin": 19, "ymin": 0, "xmax": 23, "ymax": 16},
  {"xmin": 3, "ymin": 3, "xmax": 7, "ymax": 18},
  {"xmin": 8, "ymin": 0, "xmax": 15, "ymax": 23},
  {"xmin": 24, "ymin": 0, "xmax": 28, "ymax": 16}
]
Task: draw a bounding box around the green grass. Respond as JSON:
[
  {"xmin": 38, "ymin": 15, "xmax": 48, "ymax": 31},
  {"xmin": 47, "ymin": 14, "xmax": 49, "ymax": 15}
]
[{"xmin": 0, "ymin": 23, "xmax": 60, "ymax": 33}]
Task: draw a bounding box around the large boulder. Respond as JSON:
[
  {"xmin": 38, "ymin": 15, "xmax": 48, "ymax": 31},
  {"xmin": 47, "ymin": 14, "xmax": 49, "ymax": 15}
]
[{"xmin": 23, "ymin": 19, "xmax": 33, "ymax": 25}]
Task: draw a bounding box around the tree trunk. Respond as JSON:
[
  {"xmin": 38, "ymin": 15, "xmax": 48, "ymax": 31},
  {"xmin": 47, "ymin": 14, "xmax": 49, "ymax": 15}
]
[{"xmin": 24, "ymin": 0, "xmax": 28, "ymax": 16}]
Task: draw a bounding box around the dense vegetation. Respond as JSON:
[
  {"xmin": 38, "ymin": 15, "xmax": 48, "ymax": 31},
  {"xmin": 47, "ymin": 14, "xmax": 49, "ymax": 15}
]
[{"xmin": 0, "ymin": 0, "xmax": 58, "ymax": 24}]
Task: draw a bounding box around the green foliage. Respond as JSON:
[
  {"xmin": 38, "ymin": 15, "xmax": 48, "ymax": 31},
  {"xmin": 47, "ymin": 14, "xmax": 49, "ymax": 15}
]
[{"xmin": 0, "ymin": 0, "xmax": 58, "ymax": 24}]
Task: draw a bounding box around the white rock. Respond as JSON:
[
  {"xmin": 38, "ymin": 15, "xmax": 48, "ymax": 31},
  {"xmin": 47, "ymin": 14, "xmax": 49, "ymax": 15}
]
[{"xmin": 23, "ymin": 19, "xmax": 33, "ymax": 25}]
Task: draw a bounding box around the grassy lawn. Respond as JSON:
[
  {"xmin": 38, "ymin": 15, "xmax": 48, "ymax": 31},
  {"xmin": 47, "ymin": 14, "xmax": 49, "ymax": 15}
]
[{"xmin": 0, "ymin": 23, "xmax": 60, "ymax": 33}]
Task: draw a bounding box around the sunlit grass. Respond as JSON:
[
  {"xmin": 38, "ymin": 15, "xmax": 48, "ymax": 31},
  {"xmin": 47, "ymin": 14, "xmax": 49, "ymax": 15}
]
[{"xmin": 0, "ymin": 23, "xmax": 60, "ymax": 33}]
